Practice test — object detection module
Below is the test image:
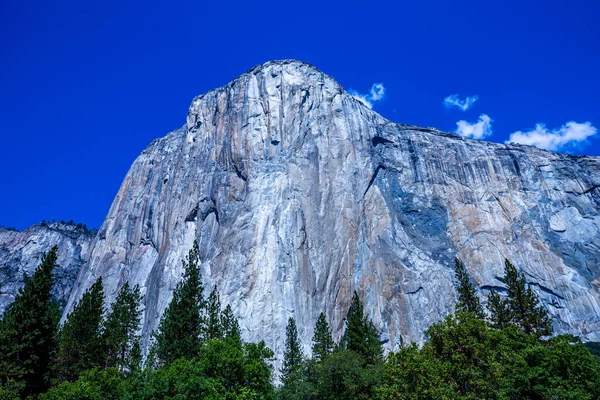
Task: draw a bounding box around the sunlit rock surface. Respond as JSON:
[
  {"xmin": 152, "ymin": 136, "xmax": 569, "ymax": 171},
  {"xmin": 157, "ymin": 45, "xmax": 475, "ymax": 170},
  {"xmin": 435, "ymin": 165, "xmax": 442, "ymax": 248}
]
[
  {"xmin": 0, "ymin": 223, "xmax": 94, "ymax": 314},
  {"xmin": 64, "ymin": 60, "xmax": 600, "ymax": 362}
]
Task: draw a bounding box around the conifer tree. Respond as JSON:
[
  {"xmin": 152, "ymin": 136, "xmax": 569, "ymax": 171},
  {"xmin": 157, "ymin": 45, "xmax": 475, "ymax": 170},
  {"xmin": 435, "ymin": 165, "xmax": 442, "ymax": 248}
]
[
  {"xmin": 503, "ymin": 259, "xmax": 553, "ymax": 337},
  {"xmin": 221, "ymin": 304, "xmax": 241, "ymax": 340},
  {"xmin": 56, "ymin": 277, "xmax": 105, "ymax": 382},
  {"xmin": 311, "ymin": 312, "xmax": 334, "ymax": 361},
  {"xmin": 152, "ymin": 242, "xmax": 206, "ymax": 365},
  {"xmin": 206, "ymin": 286, "xmax": 223, "ymax": 340},
  {"xmin": 281, "ymin": 317, "xmax": 304, "ymax": 387},
  {"xmin": 127, "ymin": 339, "xmax": 143, "ymax": 372},
  {"xmin": 487, "ymin": 291, "xmax": 511, "ymax": 329},
  {"xmin": 103, "ymin": 282, "xmax": 142, "ymax": 371},
  {"xmin": 454, "ymin": 258, "xmax": 484, "ymax": 318},
  {"xmin": 0, "ymin": 246, "xmax": 60, "ymax": 397},
  {"xmin": 341, "ymin": 291, "xmax": 383, "ymax": 365}
]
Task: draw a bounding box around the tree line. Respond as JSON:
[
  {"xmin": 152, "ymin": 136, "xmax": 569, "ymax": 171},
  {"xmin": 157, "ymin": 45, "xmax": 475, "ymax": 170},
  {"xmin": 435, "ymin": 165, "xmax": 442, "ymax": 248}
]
[
  {"xmin": 0, "ymin": 244, "xmax": 599, "ymax": 399},
  {"xmin": 39, "ymin": 220, "xmax": 97, "ymax": 234}
]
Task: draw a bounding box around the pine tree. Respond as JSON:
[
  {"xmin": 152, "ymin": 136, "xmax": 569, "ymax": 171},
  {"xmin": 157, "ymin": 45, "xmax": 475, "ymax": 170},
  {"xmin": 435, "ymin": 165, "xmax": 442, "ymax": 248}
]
[
  {"xmin": 206, "ymin": 286, "xmax": 223, "ymax": 340},
  {"xmin": 281, "ymin": 317, "xmax": 304, "ymax": 387},
  {"xmin": 0, "ymin": 246, "xmax": 60, "ymax": 397},
  {"xmin": 503, "ymin": 259, "xmax": 553, "ymax": 337},
  {"xmin": 454, "ymin": 258, "xmax": 484, "ymax": 318},
  {"xmin": 221, "ymin": 304, "xmax": 241, "ymax": 340},
  {"xmin": 103, "ymin": 282, "xmax": 142, "ymax": 371},
  {"xmin": 341, "ymin": 291, "xmax": 383, "ymax": 365},
  {"xmin": 152, "ymin": 242, "xmax": 206, "ymax": 365},
  {"xmin": 311, "ymin": 312, "xmax": 334, "ymax": 361},
  {"xmin": 487, "ymin": 291, "xmax": 511, "ymax": 329},
  {"xmin": 127, "ymin": 339, "xmax": 143, "ymax": 372},
  {"xmin": 56, "ymin": 277, "xmax": 105, "ymax": 382}
]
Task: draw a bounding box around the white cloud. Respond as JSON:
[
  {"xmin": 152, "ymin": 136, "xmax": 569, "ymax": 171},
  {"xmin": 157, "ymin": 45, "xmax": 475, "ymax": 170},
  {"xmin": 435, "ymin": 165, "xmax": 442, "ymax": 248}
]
[
  {"xmin": 444, "ymin": 94, "xmax": 478, "ymax": 111},
  {"xmin": 370, "ymin": 83, "xmax": 385, "ymax": 101},
  {"xmin": 455, "ymin": 114, "xmax": 493, "ymax": 139},
  {"xmin": 506, "ymin": 121, "xmax": 597, "ymax": 152},
  {"xmin": 350, "ymin": 92, "xmax": 373, "ymax": 108},
  {"xmin": 350, "ymin": 83, "xmax": 386, "ymax": 109}
]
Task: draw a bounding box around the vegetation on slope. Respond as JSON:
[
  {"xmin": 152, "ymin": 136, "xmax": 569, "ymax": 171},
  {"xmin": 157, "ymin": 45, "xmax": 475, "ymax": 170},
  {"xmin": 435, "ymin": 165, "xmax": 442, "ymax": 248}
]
[{"xmin": 0, "ymin": 244, "xmax": 598, "ymax": 399}]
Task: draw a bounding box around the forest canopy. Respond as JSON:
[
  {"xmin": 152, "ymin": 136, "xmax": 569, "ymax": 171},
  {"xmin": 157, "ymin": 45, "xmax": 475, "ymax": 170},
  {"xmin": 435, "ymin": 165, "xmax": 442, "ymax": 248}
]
[{"xmin": 0, "ymin": 246, "xmax": 598, "ymax": 400}]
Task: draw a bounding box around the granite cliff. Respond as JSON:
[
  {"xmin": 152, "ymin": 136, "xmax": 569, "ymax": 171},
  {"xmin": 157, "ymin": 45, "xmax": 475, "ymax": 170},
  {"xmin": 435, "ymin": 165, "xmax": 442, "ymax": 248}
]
[
  {"xmin": 60, "ymin": 60, "xmax": 599, "ymax": 361},
  {"xmin": 0, "ymin": 223, "xmax": 94, "ymax": 314}
]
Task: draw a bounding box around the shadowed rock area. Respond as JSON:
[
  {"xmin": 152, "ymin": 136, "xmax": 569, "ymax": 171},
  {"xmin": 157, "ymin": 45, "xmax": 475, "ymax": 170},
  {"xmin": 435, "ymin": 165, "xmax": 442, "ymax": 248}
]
[
  {"xmin": 62, "ymin": 60, "xmax": 600, "ymax": 363},
  {"xmin": 0, "ymin": 223, "xmax": 95, "ymax": 314}
]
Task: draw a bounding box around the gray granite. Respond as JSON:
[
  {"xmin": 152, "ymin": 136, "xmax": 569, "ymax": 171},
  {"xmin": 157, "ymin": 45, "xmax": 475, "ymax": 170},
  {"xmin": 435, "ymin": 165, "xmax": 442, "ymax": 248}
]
[{"xmin": 0, "ymin": 223, "xmax": 94, "ymax": 314}]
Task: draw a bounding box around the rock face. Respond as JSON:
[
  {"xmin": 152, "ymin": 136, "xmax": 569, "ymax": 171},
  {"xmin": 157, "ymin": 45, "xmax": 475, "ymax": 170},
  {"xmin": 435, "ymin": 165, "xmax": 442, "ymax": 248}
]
[
  {"xmin": 65, "ymin": 60, "xmax": 600, "ymax": 362},
  {"xmin": 0, "ymin": 223, "xmax": 95, "ymax": 314}
]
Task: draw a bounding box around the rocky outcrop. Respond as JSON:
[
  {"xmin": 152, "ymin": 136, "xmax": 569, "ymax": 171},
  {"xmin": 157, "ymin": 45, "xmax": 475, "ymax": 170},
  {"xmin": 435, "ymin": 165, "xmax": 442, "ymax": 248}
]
[
  {"xmin": 64, "ymin": 60, "xmax": 600, "ymax": 363},
  {"xmin": 0, "ymin": 223, "xmax": 95, "ymax": 314}
]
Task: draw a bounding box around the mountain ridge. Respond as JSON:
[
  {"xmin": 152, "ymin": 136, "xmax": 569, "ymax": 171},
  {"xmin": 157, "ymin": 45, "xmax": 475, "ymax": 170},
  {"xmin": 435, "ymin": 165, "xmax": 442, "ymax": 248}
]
[{"xmin": 0, "ymin": 222, "xmax": 95, "ymax": 314}]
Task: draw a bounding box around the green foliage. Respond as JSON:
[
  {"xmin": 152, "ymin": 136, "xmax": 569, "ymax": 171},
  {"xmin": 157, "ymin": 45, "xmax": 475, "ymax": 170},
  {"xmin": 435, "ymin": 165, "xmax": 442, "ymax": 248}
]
[
  {"xmin": 4, "ymin": 246, "xmax": 600, "ymax": 400},
  {"xmin": 311, "ymin": 312, "xmax": 334, "ymax": 362},
  {"xmin": 135, "ymin": 358, "xmax": 223, "ymax": 399},
  {"xmin": 376, "ymin": 259, "xmax": 598, "ymax": 399},
  {"xmin": 0, "ymin": 246, "xmax": 60, "ymax": 398},
  {"xmin": 103, "ymin": 282, "xmax": 142, "ymax": 371},
  {"xmin": 584, "ymin": 341, "xmax": 600, "ymax": 363},
  {"xmin": 39, "ymin": 368, "xmax": 131, "ymax": 400},
  {"xmin": 505, "ymin": 334, "xmax": 600, "ymax": 399},
  {"xmin": 425, "ymin": 312, "xmax": 504, "ymax": 398},
  {"xmin": 206, "ymin": 286, "xmax": 223, "ymax": 340},
  {"xmin": 221, "ymin": 304, "xmax": 241, "ymax": 340},
  {"xmin": 200, "ymin": 338, "xmax": 275, "ymax": 398},
  {"xmin": 277, "ymin": 294, "xmax": 384, "ymax": 400},
  {"xmin": 152, "ymin": 241, "xmax": 206, "ymax": 366},
  {"xmin": 487, "ymin": 290, "xmax": 511, "ymax": 329},
  {"xmin": 453, "ymin": 258, "xmax": 484, "ymax": 319},
  {"xmin": 340, "ymin": 291, "xmax": 383, "ymax": 365},
  {"xmin": 42, "ymin": 337, "xmax": 276, "ymax": 400},
  {"xmin": 0, "ymin": 380, "xmax": 22, "ymax": 400},
  {"xmin": 490, "ymin": 259, "xmax": 553, "ymax": 337},
  {"xmin": 55, "ymin": 278, "xmax": 105, "ymax": 382},
  {"xmin": 241, "ymin": 340, "xmax": 276, "ymax": 398},
  {"xmin": 378, "ymin": 315, "xmax": 600, "ymax": 400},
  {"xmin": 377, "ymin": 344, "xmax": 457, "ymax": 400},
  {"xmin": 311, "ymin": 348, "xmax": 382, "ymax": 400},
  {"xmin": 280, "ymin": 318, "xmax": 304, "ymax": 388}
]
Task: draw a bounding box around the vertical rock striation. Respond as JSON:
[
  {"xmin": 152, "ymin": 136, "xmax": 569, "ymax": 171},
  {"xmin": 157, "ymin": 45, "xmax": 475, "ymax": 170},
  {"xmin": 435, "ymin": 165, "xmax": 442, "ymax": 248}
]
[
  {"xmin": 64, "ymin": 60, "xmax": 600, "ymax": 363},
  {"xmin": 0, "ymin": 223, "xmax": 94, "ymax": 314}
]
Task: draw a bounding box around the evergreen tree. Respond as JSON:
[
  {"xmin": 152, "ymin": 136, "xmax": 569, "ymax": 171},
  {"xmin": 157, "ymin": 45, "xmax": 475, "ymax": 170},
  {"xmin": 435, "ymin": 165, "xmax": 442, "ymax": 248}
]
[
  {"xmin": 103, "ymin": 282, "xmax": 142, "ymax": 371},
  {"xmin": 0, "ymin": 246, "xmax": 60, "ymax": 397},
  {"xmin": 487, "ymin": 291, "xmax": 511, "ymax": 329},
  {"xmin": 312, "ymin": 312, "xmax": 334, "ymax": 361},
  {"xmin": 453, "ymin": 258, "xmax": 484, "ymax": 319},
  {"xmin": 503, "ymin": 259, "xmax": 553, "ymax": 337},
  {"xmin": 340, "ymin": 291, "xmax": 383, "ymax": 365},
  {"xmin": 206, "ymin": 286, "xmax": 223, "ymax": 340},
  {"xmin": 280, "ymin": 317, "xmax": 304, "ymax": 387},
  {"xmin": 126, "ymin": 339, "xmax": 143, "ymax": 373},
  {"xmin": 152, "ymin": 242, "xmax": 206, "ymax": 365},
  {"xmin": 56, "ymin": 278, "xmax": 105, "ymax": 382},
  {"xmin": 221, "ymin": 304, "xmax": 241, "ymax": 340}
]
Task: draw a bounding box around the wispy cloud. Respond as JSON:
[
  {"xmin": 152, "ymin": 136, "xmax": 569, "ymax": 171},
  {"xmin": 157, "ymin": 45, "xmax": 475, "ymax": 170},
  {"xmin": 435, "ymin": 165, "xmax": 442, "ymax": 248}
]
[
  {"xmin": 455, "ymin": 114, "xmax": 493, "ymax": 139},
  {"xmin": 506, "ymin": 121, "xmax": 597, "ymax": 152},
  {"xmin": 444, "ymin": 94, "xmax": 478, "ymax": 111},
  {"xmin": 350, "ymin": 83, "xmax": 386, "ymax": 109}
]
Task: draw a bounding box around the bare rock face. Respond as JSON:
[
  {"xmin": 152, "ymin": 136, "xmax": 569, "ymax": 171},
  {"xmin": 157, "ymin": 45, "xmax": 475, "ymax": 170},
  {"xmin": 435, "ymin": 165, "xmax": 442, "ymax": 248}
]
[
  {"xmin": 0, "ymin": 223, "xmax": 94, "ymax": 314},
  {"xmin": 65, "ymin": 60, "xmax": 600, "ymax": 362}
]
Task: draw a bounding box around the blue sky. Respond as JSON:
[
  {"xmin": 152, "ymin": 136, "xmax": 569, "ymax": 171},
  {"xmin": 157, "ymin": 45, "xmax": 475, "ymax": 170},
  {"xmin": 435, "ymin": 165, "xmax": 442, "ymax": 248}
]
[{"xmin": 1, "ymin": 0, "xmax": 599, "ymax": 230}]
